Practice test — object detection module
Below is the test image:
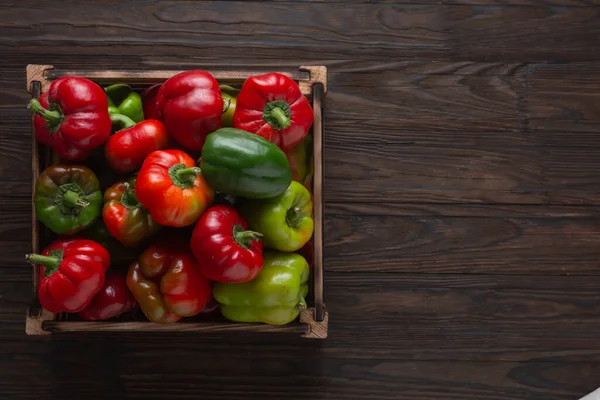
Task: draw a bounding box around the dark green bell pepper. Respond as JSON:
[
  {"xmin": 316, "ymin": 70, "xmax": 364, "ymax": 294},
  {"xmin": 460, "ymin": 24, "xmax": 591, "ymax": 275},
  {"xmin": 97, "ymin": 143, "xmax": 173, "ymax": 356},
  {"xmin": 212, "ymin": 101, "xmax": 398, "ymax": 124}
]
[
  {"xmin": 34, "ymin": 165, "xmax": 103, "ymax": 235},
  {"xmin": 105, "ymin": 84, "xmax": 144, "ymax": 123},
  {"xmin": 213, "ymin": 251, "xmax": 310, "ymax": 325}
]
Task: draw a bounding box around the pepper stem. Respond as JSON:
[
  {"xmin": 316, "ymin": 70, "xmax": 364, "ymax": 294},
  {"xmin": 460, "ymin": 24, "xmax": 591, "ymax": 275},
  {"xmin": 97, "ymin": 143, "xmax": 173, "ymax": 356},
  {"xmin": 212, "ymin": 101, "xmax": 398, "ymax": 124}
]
[
  {"xmin": 286, "ymin": 207, "xmax": 303, "ymax": 229},
  {"xmin": 120, "ymin": 184, "xmax": 140, "ymax": 209},
  {"xmin": 233, "ymin": 225, "xmax": 263, "ymax": 249},
  {"xmin": 27, "ymin": 98, "xmax": 63, "ymax": 130},
  {"xmin": 295, "ymin": 296, "xmax": 307, "ymax": 311},
  {"xmin": 270, "ymin": 107, "xmax": 290, "ymax": 129},
  {"xmin": 26, "ymin": 254, "xmax": 61, "ymax": 277},
  {"xmin": 110, "ymin": 113, "xmax": 136, "ymax": 130},
  {"xmin": 63, "ymin": 190, "xmax": 89, "ymax": 209},
  {"xmin": 168, "ymin": 164, "xmax": 201, "ymax": 189},
  {"xmin": 263, "ymin": 100, "xmax": 292, "ymax": 130}
]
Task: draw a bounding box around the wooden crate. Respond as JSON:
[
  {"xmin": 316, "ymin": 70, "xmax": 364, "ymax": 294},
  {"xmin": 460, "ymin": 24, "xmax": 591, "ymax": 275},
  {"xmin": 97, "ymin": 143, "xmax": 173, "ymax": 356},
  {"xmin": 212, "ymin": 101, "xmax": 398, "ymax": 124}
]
[{"xmin": 24, "ymin": 64, "xmax": 328, "ymax": 339}]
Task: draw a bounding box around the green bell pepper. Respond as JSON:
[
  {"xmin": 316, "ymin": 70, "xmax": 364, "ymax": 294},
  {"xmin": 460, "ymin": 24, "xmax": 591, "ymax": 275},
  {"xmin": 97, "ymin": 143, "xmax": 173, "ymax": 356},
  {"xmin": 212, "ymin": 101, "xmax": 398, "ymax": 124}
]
[
  {"xmin": 34, "ymin": 165, "xmax": 103, "ymax": 235},
  {"xmin": 220, "ymin": 85, "xmax": 239, "ymax": 127},
  {"xmin": 213, "ymin": 251, "xmax": 310, "ymax": 325},
  {"xmin": 241, "ymin": 181, "xmax": 313, "ymax": 252},
  {"xmin": 105, "ymin": 84, "xmax": 144, "ymax": 123}
]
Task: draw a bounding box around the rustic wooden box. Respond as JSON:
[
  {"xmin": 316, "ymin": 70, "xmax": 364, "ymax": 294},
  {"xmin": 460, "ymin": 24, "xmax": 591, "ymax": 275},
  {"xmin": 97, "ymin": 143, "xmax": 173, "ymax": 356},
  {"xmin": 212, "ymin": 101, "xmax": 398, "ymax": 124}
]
[{"xmin": 25, "ymin": 64, "xmax": 328, "ymax": 339}]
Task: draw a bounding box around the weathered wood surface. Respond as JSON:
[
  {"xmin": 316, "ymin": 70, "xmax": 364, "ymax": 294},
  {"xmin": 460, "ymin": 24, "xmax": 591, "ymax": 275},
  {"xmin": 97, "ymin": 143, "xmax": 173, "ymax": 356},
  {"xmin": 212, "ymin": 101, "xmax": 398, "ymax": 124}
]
[{"xmin": 2, "ymin": 1, "xmax": 600, "ymax": 399}]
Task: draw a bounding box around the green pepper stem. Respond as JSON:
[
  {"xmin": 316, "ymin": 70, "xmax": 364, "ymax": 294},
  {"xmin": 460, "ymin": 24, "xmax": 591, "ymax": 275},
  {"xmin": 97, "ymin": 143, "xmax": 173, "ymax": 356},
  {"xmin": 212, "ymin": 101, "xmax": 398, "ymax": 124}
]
[
  {"xmin": 233, "ymin": 225, "xmax": 263, "ymax": 249},
  {"xmin": 168, "ymin": 164, "xmax": 201, "ymax": 189},
  {"xmin": 295, "ymin": 296, "xmax": 307, "ymax": 311},
  {"xmin": 27, "ymin": 98, "xmax": 63, "ymax": 127},
  {"xmin": 26, "ymin": 254, "xmax": 61, "ymax": 276},
  {"xmin": 222, "ymin": 97, "xmax": 231, "ymax": 114},
  {"xmin": 176, "ymin": 167, "xmax": 201, "ymax": 182},
  {"xmin": 286, "ymin": 207, "xmax": 303, "ymax": 229},
  {"xmin": 63, "ymin": 190, "xmax": 89, "ymax": 209},
  {"xmin": 270, "ymin": 107, "xmax": 291, "ymax": 129},
  {"xmin": 120, "ymin": 186, "xmax": 140, "ymax": 209},
  {"xmin": 110, "ymin": 113, "xmax": 136, "ymax": 130}
]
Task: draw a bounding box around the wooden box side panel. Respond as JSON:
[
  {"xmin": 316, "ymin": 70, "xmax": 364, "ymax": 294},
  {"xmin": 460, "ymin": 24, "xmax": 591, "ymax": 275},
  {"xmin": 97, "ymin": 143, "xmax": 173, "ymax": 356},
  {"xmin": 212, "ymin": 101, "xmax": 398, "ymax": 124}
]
[{"xmin": 25, "ymin": 65, "xmax": 327, "ymax": 338}]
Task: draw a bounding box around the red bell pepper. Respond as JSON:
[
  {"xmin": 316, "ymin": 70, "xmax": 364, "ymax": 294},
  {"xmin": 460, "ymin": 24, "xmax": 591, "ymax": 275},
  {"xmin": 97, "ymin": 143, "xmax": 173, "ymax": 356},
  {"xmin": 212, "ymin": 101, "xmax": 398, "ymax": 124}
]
[
  {"xmin": 26, "ymin": 237, "xmax": 110, "ymax": 313},
  {"xmin": 127, "ymin": 237, "xmax": 212, "ymax": 324},
  {"xmin": 27, "ymin": 76, "xmax": 112, "ymax": 161},
  {"xmin": 78, "ymin": 270, "xmax": 137, "ymax": 321},
  {"xmin": 233, "ymin": 72, "xmax": 313, "ymax": 151},
  {"xmin": 141, "ymin": 84, "xmax": 162, "ymax": 121},
  {"xmin": 135, "ymin": 149, "xmax": 214, "ymax": 227},
  {"xmin": 190, "ymin": 205, "xmax": 264, "ymax": 283},
  {"xmin": 155, "ymin": 70, "xmax": 223, "ymax": 151},
  {"xmin": 105, "ymin": 114, "xmax": 170, "ymax": 174},
  {"xmin": 103, "ymin": 177, "xmax": 160, "ymax": 247}
]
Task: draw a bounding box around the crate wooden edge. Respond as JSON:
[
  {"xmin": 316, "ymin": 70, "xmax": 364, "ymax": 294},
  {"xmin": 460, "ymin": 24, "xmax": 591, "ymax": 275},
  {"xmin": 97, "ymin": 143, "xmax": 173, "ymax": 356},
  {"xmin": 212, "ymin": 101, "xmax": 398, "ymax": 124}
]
[{"xmin": 24, "ymin": 64, "xmax": 328, "ymax": 339}]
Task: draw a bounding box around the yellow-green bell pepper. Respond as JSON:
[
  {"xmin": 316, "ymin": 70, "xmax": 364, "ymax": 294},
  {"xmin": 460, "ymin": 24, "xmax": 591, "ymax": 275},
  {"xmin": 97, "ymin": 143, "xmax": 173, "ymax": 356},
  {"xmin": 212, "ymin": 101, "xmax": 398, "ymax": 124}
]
[
  {"xmin": 240, "ymin": 181, "xmax": 313, "ymax": 252},
  {"xmin": 213, "ymin": 251, "xmax": 310, "ymax": 325}
]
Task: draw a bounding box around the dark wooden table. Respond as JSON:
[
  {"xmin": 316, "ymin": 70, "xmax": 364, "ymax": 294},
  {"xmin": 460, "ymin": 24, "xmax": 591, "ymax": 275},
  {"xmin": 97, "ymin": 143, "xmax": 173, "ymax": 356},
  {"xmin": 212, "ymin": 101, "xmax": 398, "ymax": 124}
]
[{"xmin": 2, "ymin": 1, "xmax": 600, "ymax": 399}]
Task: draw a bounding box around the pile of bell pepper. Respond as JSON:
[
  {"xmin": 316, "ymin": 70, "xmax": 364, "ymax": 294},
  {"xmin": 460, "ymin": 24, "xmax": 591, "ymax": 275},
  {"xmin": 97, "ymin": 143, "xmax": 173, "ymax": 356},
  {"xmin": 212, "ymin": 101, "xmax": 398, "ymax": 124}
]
[{"xmin": 26, "ymin": 70, "xmax": 316, "ymax": 326}]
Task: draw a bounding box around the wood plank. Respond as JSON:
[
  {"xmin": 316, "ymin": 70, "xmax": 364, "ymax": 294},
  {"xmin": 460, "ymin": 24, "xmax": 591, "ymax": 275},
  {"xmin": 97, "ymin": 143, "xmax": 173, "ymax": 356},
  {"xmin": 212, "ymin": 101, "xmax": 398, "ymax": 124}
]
[
  {"xmin": 324, "ymin": 203, "xmax": 600, "ymax": 274},
  {"xmin": 0, "ymin": 3, "xmax": 599, "ymax": 62},
  {"xmin": 325, "ymin": 142, "xmax": 600, "ymax": 204},
  {"xmin": 5, "ymin": 274, "xmax": 600, "ymax": 363}
]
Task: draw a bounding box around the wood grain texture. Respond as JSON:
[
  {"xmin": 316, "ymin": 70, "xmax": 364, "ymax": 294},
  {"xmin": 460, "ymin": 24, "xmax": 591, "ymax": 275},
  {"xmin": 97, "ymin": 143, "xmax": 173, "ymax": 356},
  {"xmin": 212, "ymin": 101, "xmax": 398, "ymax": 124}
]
[
  {"xmin": 1, "ymin": 2, "xmax": 600, "ymax": 62},
  {"xmin": 325, "ymin": 203, "xmax": 600, "ymax": 274}
]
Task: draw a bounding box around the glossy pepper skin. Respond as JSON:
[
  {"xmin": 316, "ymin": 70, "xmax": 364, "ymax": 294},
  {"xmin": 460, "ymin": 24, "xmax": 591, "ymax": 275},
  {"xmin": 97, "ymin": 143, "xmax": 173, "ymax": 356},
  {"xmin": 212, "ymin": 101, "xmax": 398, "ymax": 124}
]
[
  {"xmin": 190, "ymin": 205, "xmax": 264, "ymax": 283},
  {"xmin": 219, "ymin": 85, "xmax": 239, "ymax": 127},
  {"xmin": 233, "ymin": 72, "xmax": 313, "ymax": 151},
  {"xmin": 27, "ymin": 76, "xmax": 112, "ymax": 161},
  {"xmin": 213, "ymin": 251, "xmax": 310, "ymax": 325},
  {"xmin": 284, "ymin": 134, "xmax": 313, "ymax": 192},
  {"xmin": 127, "ymin": 237, "xmax": 212, "ymax": 324},
  {"xmin": 26, "ymin": 237, "xmax": 110, "ymax": 313},
  {"xmin": 105, "ymin": 113, "xmax": 170, "ymax": 174},
  {"xmin": 135, "ymin": 150, "xmax": 214, "ymax": 227},
  {"xmin": 78, "ymin": 270, "xmax": 137, "ymax": 321},
  {"xmin": 105, "ymin": 84, "xmax": 144, "ymax": 123},
  {"xmin": 34, "ymin": 165, "xmax": 103, "ymax": 235},
  {"xmin": 155, "ymin": 70, "xmax": 223, "ymax": 151},
  {"xmin": 200, "ymin": 128, "xmax": 292, "ymax": 199},
  {"xmin": 142, "ymin": 84, "xmax": 162, "ymax": 121},
  {"xmin": 103, "ymin": 177, "xmax": 160, "ymax": 247},
  {"xmin": 241, "ymin": 181, "xmax": 314, "ymax": 252}
]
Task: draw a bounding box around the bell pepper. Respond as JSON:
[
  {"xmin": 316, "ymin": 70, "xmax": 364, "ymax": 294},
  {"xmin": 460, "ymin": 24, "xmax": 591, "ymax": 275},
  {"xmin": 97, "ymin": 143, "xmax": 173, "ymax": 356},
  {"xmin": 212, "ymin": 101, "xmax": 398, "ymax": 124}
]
[
  {"xmin": 127, "ymin": 236, "xmax": 212, "ymax": 324},
  {"xmin": 232, "ymin": 72, "xmax": 313, "ymax": 151},
  {"xmin": 103, "ymin": 177, "xmax": 160, "ymax": 247},
  {"xmin": 141, "ymin": 84, "xmax": 162, "ymax": 121},
  {"xmin": 155, "ymin": 70, "xmax": 223, "ymax": 151},
  {"xmin": 213, "ymin": 251, "xmax": 309, "ymax": 325},
  {"xmin": 284, "ymin": 134, "xmax": 313, "ymax": 192},
  {"xmin": 78, "ymin": 270, "xmax": 137, "ymax": 321},
  {"xmin": 220, "ymin": 85, "xmax": 239, "ymax": 127},
  {"xmin": 27, "ymin": 76, "xmax": 112, "ymax": 161},
  {"xmin": 200, "ymin": 128, "xmax": 292, "ymax": 199},
  {"xmin": 26, "ymin": 237, "xmax": 110, "ymax": 313},
  {"xmin": 34, "ymin": 165, "xmax": 103, "ymax": 235},
  {"xmin": 190, "ymin": 204, "xmax": 263, "ymax": 283},
  {"xmin": 105, "ymin": 113, "xmax": 170, "ymax": 174},
  {"xmin": 79, "ymin": 219, "xmax": 142, "ymax": 267},
  {"xmin": 135, "ymin": 149, "xmax": 214, "ymax": 227},
  {"xmin": 105, "ymin": 84, "xmax": 144, "ymax": 123},
  {"xmin": 241, "ymin": 181, "xmax": 313, "ymax": 252}
]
